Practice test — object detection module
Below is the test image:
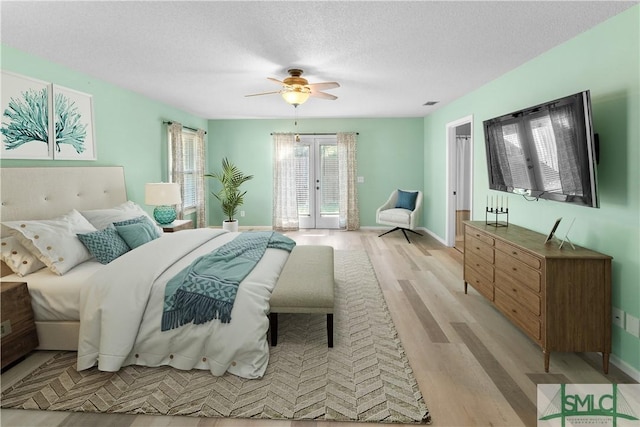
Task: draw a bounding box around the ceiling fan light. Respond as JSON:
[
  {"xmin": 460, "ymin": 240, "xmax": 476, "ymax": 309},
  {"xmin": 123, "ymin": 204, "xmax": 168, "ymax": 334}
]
[{"xmin": 282, "ymin": 89, "xmax": 310, "ymax": 106}]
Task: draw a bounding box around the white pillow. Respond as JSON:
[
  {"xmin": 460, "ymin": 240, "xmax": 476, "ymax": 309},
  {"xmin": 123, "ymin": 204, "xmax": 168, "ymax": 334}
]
[
  {"xmin": 80, "ymin": 201, "xmax": 163, "ymax": 235},
  {"xmin": 3, "ymin": 209, "xmax": 98, "ymax": 275},
  {"xmin": 0, "ymin": 236, "xmax": 46, "ymax": 277}
]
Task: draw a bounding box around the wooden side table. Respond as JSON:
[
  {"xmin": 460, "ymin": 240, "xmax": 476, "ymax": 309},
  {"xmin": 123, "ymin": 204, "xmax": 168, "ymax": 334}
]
[
  {"xmin": 161, "ymin": 219, "xmax": 193, "ymax": 233},
  {"xmin": 1, "ymin": 281, "xmax": 39, "ymax": 369}
]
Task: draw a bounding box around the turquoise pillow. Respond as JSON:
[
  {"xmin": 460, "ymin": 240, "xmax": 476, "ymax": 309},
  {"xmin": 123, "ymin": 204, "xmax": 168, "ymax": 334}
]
[
  {"xmin": 115, "ymin": 221, "xmax": 159, "ymax": 249},
  {"xmin": 77, "ymin": 225, "xmax": 130, "ymax": 264},
  {"xmin": 395, "ymin": 190, "xmax": 418, "ymax": 211},
  {"xmin": 113, "ymin": 215, "xmax": 162, "ymax": 239}
]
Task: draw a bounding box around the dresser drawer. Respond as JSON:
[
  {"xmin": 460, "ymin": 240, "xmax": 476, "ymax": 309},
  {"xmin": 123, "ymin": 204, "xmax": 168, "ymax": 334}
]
[
  {"xmin": 465, "ymin": 228, "xmax": 495, "ymax": 247},
  {"xmin": 495, "ymin": 271, "xmax": 541, "ymax": 316},
  {"xmin": 495, "ymin": 250, "xmax": 541, "ymax": 293},
  {"xmin": 465, "ymin": 264, "xmax": 494, "ymax": 301},
  {"xmin": 465, "ymin": 251, "xmax": 494, "ymax": 283},
  {"xmin": 466, "ymin": 235, "xmax": 494, "ymax": 264},
  {"xmin": 494, "ymin": 288, "xmax": 541, "ymax": 342},
  {"xmin": 495, "ymin": 240, "xmax": 541, "ymax": 269}
]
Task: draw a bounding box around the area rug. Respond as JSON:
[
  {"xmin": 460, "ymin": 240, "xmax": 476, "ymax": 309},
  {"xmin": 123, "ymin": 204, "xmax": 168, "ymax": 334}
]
[{"xmin": 1, "ymin": 250, "xmax": 431, "ymax": 424}]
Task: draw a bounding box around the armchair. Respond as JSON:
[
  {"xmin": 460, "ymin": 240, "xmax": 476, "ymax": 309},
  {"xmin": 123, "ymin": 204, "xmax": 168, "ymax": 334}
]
[{"xmin": 376, "ymin": 189, "xmax": 423, "ymax": 243}]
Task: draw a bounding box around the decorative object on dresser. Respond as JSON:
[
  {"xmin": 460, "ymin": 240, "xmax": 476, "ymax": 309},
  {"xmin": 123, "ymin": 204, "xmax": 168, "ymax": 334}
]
[
  {"xmin": 463, "ymin": 221, "xmax": 612, "ymax": 373},
  {"xmin": 544, "ymin": 217, "xmax": 562, "ymax": 244},
  {"xmin": 144, "ymin": 182, "xmax": 182, "ymax": 225},
  {"xmin": 161, "ymin": 219, "xmax": 193, "ymax": 233},
  {"xmin": 1, "ymin": 281, "xmax": 39, "ymax": 370},
  {"xmin": 485, "ymin": 195, "xmax": 509, "ymax": 227}
]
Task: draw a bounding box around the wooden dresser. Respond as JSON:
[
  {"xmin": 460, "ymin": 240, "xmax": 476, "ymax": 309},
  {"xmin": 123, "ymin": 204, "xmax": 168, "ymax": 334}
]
[
  {"xmin": 463, "ymin": 221, "xmax": 612, "ymax": 373},
  {"xmin": 1, "ymin": 281, "xmax": 39, "ymax": 369}
]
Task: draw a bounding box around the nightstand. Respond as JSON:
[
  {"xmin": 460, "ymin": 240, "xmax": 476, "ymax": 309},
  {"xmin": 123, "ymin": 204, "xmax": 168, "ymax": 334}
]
[
  {"xmin": 1, "ymin": 281, "xmax": 39, "ymax": 370},
  {"xmin": 161, "ymin": 219, "xmax": 193, "ymax": 233}
]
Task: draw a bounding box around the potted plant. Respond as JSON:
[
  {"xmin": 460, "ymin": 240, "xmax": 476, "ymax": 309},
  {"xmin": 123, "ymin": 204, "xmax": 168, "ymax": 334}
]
[{"xmin": 206, "ymin": 157, "xmax": 254, "ymax": 232}]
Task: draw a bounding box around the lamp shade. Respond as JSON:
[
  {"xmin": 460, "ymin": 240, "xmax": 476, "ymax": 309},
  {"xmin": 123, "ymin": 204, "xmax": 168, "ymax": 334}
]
[{"xmin": 145, "ymin": 183, "xmax": 181, "ymax": 206}]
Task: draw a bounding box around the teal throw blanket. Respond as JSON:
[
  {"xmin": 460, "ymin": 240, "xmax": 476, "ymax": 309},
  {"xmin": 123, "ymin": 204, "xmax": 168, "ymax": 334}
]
[{"xmin": 161, "ymin": 231, "xmax": 296, "ymax": 331}]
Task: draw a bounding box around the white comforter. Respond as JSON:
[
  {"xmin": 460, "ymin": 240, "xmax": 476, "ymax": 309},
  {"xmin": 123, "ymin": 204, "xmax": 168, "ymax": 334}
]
[{"xmin": 77, "ymin": 228, "xmax": 290, "ymax": 379}]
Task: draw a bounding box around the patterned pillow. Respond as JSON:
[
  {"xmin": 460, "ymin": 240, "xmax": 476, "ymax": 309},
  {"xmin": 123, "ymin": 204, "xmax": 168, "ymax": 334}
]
[
  {"xmin": 0, "ymin": 236, "xmax": 46, "ymax": 277},
  {"xmin": 115, "ymin": 221, "xmax": 159, "ymax": 249},
  {"xmin": 77, "ymin": 225, "xmax": 131, "ymax": 264},
  {"xmin": 114, "ymin": 216, "xmax": 162, "ymax": 239},
  {"xmin": 3, "ymin": 209, "xmax": 98, "ymax": 275}
]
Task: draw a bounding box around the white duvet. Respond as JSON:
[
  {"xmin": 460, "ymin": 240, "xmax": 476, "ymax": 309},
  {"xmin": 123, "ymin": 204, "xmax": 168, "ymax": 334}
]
[{"xmin": 77, "ymin": 228, "xmax": 290, "ymax": 379}]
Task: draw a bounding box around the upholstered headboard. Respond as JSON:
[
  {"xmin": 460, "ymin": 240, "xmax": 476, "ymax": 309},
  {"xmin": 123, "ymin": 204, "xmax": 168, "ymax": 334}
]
[{"xmin": 1, "ymin": 166, "xmax": 128, "ymax": 238}]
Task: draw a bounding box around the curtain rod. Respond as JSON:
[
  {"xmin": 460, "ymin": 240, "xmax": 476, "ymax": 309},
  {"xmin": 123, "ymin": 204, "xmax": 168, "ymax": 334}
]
[
  {"xmin": 163, "ymin": 121, "xmax": 207, "ymax": 134},
  {"xmin": 269, "ymin": 132, "xmax": 359, "ymax": 135}
]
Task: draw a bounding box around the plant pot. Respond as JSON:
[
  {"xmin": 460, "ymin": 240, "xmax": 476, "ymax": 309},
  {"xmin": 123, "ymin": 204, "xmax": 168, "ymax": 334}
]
[{"xmin": 222, "ymin": 220, "xmax": 238, "ymax": 232}]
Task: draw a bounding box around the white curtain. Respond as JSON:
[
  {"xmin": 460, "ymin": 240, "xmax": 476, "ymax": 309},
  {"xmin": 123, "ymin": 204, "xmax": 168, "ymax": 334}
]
[
  {"xmin": 194, "ymin": 129, "xmax": 206, "ymax": 228},
  {"xmin": 337, "ymin": 132, "xmax": 359, "ymax": 230},
  {"xmin": 456, "ymin": 136, "xmax": 471, "ymax": 210},
  {"xmin": 169, "ymin": 122, "xmax": 185, "ymax": 219},
  {"xmin": 272, "ymin": 133, "xmax": 299, "ymax": 231}
]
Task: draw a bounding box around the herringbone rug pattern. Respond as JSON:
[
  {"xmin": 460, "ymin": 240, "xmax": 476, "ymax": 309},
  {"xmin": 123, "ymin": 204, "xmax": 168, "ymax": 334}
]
[{"xmin": 1, "ymin": 250, "xmax": 430, "ymax": 423}]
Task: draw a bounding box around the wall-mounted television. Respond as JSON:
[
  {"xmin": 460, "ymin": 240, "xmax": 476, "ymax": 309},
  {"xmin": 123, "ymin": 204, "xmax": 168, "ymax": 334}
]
[{"xmin": 483, "ymin": 90, "xmax": 599, "ymax": 208}]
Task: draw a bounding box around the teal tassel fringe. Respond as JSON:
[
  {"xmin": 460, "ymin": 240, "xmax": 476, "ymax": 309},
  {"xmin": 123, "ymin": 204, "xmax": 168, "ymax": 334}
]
[{"xmin": 161, "ymin": 290, "xmax": 233, "ymax": 331}]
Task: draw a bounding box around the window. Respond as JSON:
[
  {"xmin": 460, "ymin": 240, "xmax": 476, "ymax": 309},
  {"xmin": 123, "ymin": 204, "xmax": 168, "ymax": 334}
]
[{"xmin": 168, "ymin": 128, "xmax": 199, "ymax": 213}]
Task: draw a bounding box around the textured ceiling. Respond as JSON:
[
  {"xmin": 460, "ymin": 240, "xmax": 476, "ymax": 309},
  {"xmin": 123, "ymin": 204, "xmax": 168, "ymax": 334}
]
[{"xmin": 1, "ymin": 1, "xmax": 635, "ymax": 119}]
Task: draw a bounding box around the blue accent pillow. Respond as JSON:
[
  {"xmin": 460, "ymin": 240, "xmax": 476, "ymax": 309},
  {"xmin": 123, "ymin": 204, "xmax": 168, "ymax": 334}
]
[
  {"xmin": 77, "ymin": 225, "xmax": 130, "ymax": 264},
  {"xmin": 113, "ymin": 215, "xmax": 162, "ymax": 239},
  {"xmin": 115, "ymin": 221, "xmax": 160, "ymax": 249},
  {"xmin": 395, "ymin": 190, "xmax": 418, "ymax": 211}
]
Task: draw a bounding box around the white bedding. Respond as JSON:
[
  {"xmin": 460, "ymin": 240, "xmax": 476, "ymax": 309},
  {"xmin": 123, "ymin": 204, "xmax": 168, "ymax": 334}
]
[
  {"xmin": 3, "ymin": 260, "xmax": 102, "ymax": 321},
  {"xmin": 77, "ymin": 228, "xmax": 290, "ymax": 379}
]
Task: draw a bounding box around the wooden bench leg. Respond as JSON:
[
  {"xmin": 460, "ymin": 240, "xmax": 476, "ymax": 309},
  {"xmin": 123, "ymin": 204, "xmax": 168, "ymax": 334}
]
[
  {"xmin": 327, "ymin": 313, "xmax": 333, "ymax": 348},
  {"xmin": 270, "ymin": 313, "xmax": 278, "ymax": 346}
]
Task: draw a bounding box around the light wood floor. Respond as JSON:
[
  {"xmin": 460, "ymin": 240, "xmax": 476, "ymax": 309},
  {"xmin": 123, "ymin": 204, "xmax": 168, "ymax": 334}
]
[{"xmin": 1, "ymin": 229, "xmax": 636, "ymax": 427}]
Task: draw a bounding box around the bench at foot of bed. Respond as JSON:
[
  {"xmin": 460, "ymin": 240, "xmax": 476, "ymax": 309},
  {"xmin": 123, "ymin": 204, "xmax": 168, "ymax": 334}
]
[{"xmin": 269, "ymin": 245, "xmax": 335, "ymax": 347}]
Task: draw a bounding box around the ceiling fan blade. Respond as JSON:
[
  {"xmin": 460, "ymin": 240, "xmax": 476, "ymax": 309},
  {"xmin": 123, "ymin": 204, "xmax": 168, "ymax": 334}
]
[
  {"xmin": 267, "ymin": 77, "xmax": 284, "ymax": 85},
  {"xmin": 308, "ymin": 81, "xmax": 340, "ymax": 90},
  {"xmin": 310, "ymin": 91, "xmax": 338, "ymax": 100},
  {"xmin": 245, "ymin": 91, "xmax": 281, "ymax": 97}
]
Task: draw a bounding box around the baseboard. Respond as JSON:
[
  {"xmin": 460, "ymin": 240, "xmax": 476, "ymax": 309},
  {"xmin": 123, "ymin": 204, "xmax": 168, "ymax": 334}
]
[
  {"xmin": 362, "ymin": 226, "xmax": 449, "ymax": 246},
  {"xmin": 610, "ymin": 354, "xmax": 640, "ymax": 382},
  {"xmin": 416, "ymin": 226, "xmax": 448, "ymax": 246}
]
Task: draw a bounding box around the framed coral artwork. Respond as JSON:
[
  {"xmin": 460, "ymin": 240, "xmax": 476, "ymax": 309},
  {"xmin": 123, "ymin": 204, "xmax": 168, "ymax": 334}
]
[
  {"xmin": 0, "ymin": 70, "xmax": 96, "ymax": 160},
  {"xmin": 1, "ymin": 70, "xmax": 53, "ymax": 159},
  {"xmin": 51, "ymin": 84, "xmax": 96, "ymax": 160}
]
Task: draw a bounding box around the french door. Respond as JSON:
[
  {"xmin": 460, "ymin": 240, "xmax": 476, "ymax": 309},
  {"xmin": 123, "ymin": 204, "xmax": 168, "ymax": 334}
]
[{"xmin": 294, "ymin": 135, "xmax": 339, "ymax": 229}]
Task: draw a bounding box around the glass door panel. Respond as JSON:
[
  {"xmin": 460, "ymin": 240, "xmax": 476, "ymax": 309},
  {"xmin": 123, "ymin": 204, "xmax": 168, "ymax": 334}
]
[{"xmin": 295, "ymin": 136, "xmax": 339, "ymax": 229}]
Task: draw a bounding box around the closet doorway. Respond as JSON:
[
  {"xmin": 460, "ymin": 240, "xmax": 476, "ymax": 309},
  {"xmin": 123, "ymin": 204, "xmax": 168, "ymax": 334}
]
[
  {"xmin": 295, "ymin": 135, "xmax": 340, "ymax": 229},
  {"xmin": 446, "ymin": 116, "xmax": 473, "ymax": 251}
]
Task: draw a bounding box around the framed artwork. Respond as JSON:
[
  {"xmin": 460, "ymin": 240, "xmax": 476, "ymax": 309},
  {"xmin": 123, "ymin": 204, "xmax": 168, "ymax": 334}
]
[
  {"xmin": 544, "ymin": 217, "xmax": 562, "ymax": 244},
  {"xmin": 51, "ymin": 84, "xmax": 96, "ymax": 160},
  {"xmin": 1, "ymin": 70, "xmax": 53, "ymax": 159}
]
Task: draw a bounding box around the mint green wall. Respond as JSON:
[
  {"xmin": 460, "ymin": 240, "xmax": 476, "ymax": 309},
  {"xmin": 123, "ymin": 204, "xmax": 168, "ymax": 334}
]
[
  {"xmin": 0, "ymin": 45, "xmax": 208, "ymax": 218},
  {"xmin": 423, "ymin": 6, "xmax": 640, "ymax": 371},
  {"xmin": 207, "ymin": 118, "xmax": 424, "ymax": 227}
]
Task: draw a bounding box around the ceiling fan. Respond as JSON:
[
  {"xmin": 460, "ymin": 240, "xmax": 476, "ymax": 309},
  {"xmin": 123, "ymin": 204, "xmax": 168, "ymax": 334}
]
[{"xmin": 245, "ymin": 69, "xmax": 340, "ymax": 106}]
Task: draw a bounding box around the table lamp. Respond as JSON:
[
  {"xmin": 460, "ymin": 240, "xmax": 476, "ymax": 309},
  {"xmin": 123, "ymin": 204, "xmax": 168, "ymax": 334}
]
[{"xmin": 145, "ymin": 183, "xmax": 181, "ymax": 224}]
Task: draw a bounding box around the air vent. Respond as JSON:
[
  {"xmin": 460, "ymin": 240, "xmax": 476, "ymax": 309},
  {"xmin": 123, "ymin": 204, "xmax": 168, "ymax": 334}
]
[{"xmin": 423, "ymin": 101, "xmax": 439, "ymax": 106}]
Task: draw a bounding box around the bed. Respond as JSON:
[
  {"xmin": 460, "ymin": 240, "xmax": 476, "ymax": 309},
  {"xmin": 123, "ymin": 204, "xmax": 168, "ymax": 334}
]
[{"xmin": 0, "ymin": 166, "xmax": 292, "ymax": 378}]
